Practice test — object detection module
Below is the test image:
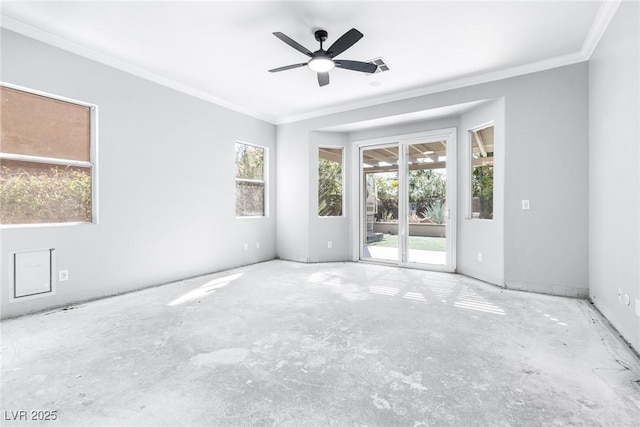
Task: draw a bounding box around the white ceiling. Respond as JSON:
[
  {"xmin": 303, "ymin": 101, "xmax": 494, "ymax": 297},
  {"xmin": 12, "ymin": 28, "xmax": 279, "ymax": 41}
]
[{"xmin": 0, "ymin": 1, "xmax": 615, "ymax": 124}]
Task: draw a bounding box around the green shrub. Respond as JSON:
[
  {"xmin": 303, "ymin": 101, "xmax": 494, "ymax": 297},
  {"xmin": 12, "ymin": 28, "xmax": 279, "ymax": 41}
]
[
  {"xmin": 472, "ymin": 164, "xmax": 493, "ymax": 219},
  {"xmin": 0, "ymin": 165, "xmax": 92, "ymax": 224},
  {"xmin": 318, "ymin": 158, "xmax": 343, "ymax": 216},
  {"xmin": 422, "ymin": 200, "xmax": 446, "ymax": 224}
]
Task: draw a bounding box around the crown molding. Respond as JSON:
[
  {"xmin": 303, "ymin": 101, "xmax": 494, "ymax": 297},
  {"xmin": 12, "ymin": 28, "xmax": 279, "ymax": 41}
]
[
  {"xmin": 0, "ymin": 14, "xmax": 277, "ymax": 124},
  {"xmin": 580, "ymin": 0, "xmax": 621, "ymax": 59}
]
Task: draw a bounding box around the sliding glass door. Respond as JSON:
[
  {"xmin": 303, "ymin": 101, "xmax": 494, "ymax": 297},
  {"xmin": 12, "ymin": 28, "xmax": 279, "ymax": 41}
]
[
  {"xmin": 405, "ymin": 140, "xmax": 448, "ymax": 265},
  {"xmin": 359, "ymin": 129, "xmax": 456, "ymax": 271},
  {"xmin": 361, "ymin": 144, "xmax": 399, "ymax": 262}
]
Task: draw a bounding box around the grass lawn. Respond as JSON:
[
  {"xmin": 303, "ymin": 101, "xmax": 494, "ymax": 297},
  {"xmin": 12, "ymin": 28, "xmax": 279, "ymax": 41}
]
[{"xmin": 370, "ymin": 235, "xmax": 446, "ymax": 251}]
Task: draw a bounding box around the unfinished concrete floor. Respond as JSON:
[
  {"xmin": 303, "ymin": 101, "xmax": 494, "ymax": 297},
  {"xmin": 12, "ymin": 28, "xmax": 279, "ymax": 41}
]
[{"xmin": 2, "ymin": 260, "xmax": 639, "ymax": 426}]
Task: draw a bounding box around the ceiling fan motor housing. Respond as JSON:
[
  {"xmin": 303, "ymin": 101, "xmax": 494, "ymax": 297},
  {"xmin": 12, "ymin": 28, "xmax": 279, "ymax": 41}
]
[{"xmin": 314, "ymin": 29, "xmax": 328, "ymax": 43}]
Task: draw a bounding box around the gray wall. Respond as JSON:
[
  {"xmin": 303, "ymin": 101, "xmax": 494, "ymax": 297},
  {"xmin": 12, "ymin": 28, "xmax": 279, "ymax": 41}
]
[
  {"xmin": 277, "ymin": 63, "xmax": 589, "ymax": 299},
  {"xmin": 588, "ymin": 1, "xmax": 640, "ymax": 352},
  {"xmin": 1, "ymin": 30, "xmax": 276, "ymax": 318}
]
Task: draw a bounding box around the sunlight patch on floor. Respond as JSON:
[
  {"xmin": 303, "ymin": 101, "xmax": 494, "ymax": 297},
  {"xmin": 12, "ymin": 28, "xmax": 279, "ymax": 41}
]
[
  {"xmin": 168, "ymin": 272, "xmax": 243, "ymax": 306},
  {"xmin": 402, "ymin": 292, "xmax": 427, "ymax": 302},
  {"xmin": 426, "ymin": 279, "xmax": 457, "ymax": 302},
  {"xmin": 537, "ymin": 309, "xmax": 568, "ymax": 326},
  {"xmin": 453, "ymin": 285, "xmax": 505, "ymax": 315},
  {"xmin": 369, "ymin": 285, "xmax": 401, "ymax": 296}
]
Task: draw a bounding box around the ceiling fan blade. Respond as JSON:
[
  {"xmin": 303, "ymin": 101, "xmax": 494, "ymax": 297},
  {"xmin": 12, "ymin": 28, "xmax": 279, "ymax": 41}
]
[
  {"xmin": 317, "ymin": 72, "xmax": 330, "ymax": 87},
  {"xmin": 268, "ymin": 63, "xmax": 308, "ymax": 73},
  {"xmin": 326, "ymin": 28, "xmax": 363, "ymax": 58},
  {"xmin": 335, "ymin": 60, "xmax": 378, "ymax": 73},
  {"xmin": 273, "ymin": 32, "xmax": 313, "ymax": 57}
]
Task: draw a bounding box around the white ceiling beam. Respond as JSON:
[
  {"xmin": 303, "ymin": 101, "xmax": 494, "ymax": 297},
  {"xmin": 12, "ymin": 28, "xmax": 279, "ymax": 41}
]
[
  {"xmin": 319, "ymin": 147, "xmax": 344, "ymax": 162},
  {"xmin": 473, "ymin": 131, "xmax": 488, "ymax": 157},
  {"xmin": 363, "ymin": 150, "xmax": 394, "ymax": 164}
]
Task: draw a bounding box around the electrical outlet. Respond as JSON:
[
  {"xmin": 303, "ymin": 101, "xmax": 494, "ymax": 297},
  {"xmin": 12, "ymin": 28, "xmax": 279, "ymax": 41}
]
[
  {"xmin": 477, "ymin": 252, "xmax": 483, "ymax": 262},
  {"xmin": 327, "ymin": 241, "xmax": 332, "ymax": 249},
  {"xmin": 522, "ymin": 200, "xmax": 530, "ymax": 210},
  {"xmin": 256, "ymin": 242, "xmax": 260, "ymax": 249},
  {"xmin": 58, "ymin": 270, "xmax": 69, "ymax": 282}
]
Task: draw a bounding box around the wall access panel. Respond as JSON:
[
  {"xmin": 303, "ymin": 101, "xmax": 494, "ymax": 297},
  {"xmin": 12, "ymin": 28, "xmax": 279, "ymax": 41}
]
[{"xmin": 13, "ymin": 249, "xmax": 54, "ymax": 299}]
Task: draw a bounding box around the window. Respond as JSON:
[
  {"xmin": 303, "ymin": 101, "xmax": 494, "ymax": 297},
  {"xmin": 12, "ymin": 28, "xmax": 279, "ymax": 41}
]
[
  {"xmin": 235, "ymin": 142, "xmax": 266, "ymax": 217},
  {"xmin": 0, "ymin": 85, "xmax": 96, "ymax": 225},
  {"xmin": 318, "ymin": 147, "xmax": 343, "ymax": 216},
  {"xmin": 470, "ymin": 125, "xmax": 494, "ymax": 219}
]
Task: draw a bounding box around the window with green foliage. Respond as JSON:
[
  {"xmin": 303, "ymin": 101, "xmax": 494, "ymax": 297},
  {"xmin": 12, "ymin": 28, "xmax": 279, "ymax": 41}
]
[
  {"xmin": 470, "ymin": 125, "xmax": 494, "ymax": 219},
  {"xmin": 409, "ymin": 169, "xmax": 447, "ymax": 223},
  {"xmin": 0, "ymin": 85, "xmax": 95, "ymax": 225},
  {"xmin": 235, "ymin": 142, "xmax": 266, "ymax": 217},
  {"xmin": 318, "ymin": 147, "xmax": 343, "ymax": 216}
]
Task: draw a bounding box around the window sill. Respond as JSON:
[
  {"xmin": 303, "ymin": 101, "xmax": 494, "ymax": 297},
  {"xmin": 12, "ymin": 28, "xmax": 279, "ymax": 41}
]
[{"xmin": 0, "ymin": 221, "xmax": 96, "ymax": 230}]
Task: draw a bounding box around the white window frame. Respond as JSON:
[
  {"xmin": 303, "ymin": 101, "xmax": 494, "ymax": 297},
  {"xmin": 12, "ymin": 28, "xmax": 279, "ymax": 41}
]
[
  {"xmin": 318, "ymin": 145, "xmax": 345, "ymax": 218},
  {"xmin": 0, "ymin": 82, "xmax": 99, "ymax": 228},
  {"xmin": 468, "ymin": 121, "xmax": 494, "ymax": 221},
  {"xmin": 235, "ymin": 140, "xmax": 268, "ymax": 218}
]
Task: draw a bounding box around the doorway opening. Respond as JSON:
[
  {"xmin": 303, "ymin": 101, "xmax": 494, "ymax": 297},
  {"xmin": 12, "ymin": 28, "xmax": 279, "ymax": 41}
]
[{"xmin": 356, "ymin": 129, "xmax": 456, "ymax": 271}]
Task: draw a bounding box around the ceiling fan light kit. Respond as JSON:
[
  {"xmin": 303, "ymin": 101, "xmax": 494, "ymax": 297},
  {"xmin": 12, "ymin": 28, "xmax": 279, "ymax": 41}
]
[
  {"xmin": 269, "ymin": 28, "xmax": 378, "ymax": 87},
  {"xmin": 308, "ymin": 56, "xmax": 335, "ymax": 72}
]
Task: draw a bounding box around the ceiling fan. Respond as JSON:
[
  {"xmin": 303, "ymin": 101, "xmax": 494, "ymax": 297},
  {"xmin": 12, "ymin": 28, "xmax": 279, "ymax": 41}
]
[{"xmin": 268, "ymin": 28, "xmax": 378, "ymax": 87}]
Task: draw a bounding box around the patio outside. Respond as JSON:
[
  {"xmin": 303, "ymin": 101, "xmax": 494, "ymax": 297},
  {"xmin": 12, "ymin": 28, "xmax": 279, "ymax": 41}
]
[{"xmin": 365, "ymin": 235, "xmax": 446, "ymax": 265}]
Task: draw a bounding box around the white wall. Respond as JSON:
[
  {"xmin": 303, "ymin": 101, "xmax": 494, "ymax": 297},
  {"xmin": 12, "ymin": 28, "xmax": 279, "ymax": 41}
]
[
  {"xmin": 458, "ymin": 99, "xmax": 505, "ymax": 285},
  {"xmin": 588, "ymin": 1, "xmax": 640, "ymax": 352},
  {"xmin": 501, "ymin": 68, "xmax": 589, "ymax": 297},
  {"xmin": 277, "ymin": 63, "xmax": 589, "ymax": 299},
  {"xmin": 275, "ymin": 122, "xmax": 310, "ymax": 262},
  {"xmin": 0, "ymin": 30, "xmax": 276, "ymax": 318}
]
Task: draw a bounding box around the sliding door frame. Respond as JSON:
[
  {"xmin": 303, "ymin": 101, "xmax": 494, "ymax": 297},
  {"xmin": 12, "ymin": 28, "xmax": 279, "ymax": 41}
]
[{"xmin": 351, "ymin": 128, "xmax": 457, "ymax": 272}]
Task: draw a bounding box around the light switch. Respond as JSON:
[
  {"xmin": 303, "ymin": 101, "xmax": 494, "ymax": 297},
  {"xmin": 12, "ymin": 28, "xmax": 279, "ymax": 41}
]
[{"xmin": 522, "ymin": 200, "xmax": 530, "ymax": 210}]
